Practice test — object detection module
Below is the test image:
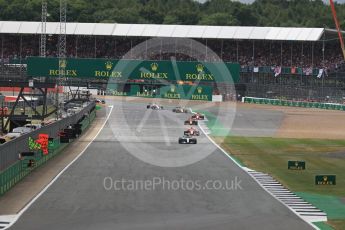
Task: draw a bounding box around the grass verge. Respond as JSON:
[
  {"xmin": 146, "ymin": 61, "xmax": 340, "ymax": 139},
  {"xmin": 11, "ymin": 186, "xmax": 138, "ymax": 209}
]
[{"xmin": 213, "ymin": 136, "xmax": 345, "ymax": 229}]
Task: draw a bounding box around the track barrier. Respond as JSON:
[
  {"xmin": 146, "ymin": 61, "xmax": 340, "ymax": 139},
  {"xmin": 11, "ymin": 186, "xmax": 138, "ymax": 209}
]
[
  {"xmin": 243, "ymin": 97, "xmax": 345, "ymax": 111},
  {"xmin": 0, "ymin": 107, "xmax": 96, "ymax": 196}
]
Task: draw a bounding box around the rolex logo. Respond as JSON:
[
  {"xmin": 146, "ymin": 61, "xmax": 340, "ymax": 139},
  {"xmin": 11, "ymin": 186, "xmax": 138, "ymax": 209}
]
[
  {"xmin": 323, "ymin": 176, "xmax": 328, "ymax": 181},
  {"xmin": 197, "ymin": 87, "xmax": 202, "ymax": 94},
  {"xmin": 196, "ymin": 64, "xmax": 204, "ymax": 72},
  {"xmin": 59, "ymin": 59, "xmax": 67, "ymax": 68},
  {"xmin": 151, "ymin": 63, "xmax": 158, "ymax": 72},
  {"xmin": 170, "ymin": 85, "xmax": 175, "ymax": 93},
  {"xmin": 295, "ymin": 162, "xmax": 298, "ymax": 167},
  {"xmin": 105, "ymin": 61, "xmax": 113, "ymax": 71}
]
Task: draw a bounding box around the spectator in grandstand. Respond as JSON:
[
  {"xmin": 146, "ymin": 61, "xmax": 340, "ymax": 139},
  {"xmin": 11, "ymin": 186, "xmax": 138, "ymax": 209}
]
[{"xmin": 1, "ymin": 34, "xmax": 344, "ymax": 72}]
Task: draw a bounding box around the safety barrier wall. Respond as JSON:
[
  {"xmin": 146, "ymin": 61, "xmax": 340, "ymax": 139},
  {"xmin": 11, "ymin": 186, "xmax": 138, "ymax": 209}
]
[
  {"xmin": 0, "ymin": 102, "xmax": 96, "ymax": 171},
  {"xmin": 0, "ymin": 107, "xmax": 96, "ymax": 196},
  {"xmin": 0, "ymin": 140, "xmax": 65, "ymax": 196},
  {"xmin": 243, "ymin": 97, "xmax": 345, "ymax": 111}
]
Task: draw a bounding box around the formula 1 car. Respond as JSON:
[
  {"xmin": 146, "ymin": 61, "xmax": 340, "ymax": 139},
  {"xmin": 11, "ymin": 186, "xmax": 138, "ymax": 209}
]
[
  {"xmin": 184, "ymin": 127, "xmax": 200, "ymax": 136},
  {"xmin": 184, "ymin": 118, "xmax": 198, "ymax": 125},
  {"xmin": 178, "ymin": 134, "xmax": 197, "ymax": 144},
  {"xmin": 147, "ymin": 104, "xmax": 163, "ymax": 110},
  {"xmin": 95, "ymin": 99, "xmax": 106, "ymax": 104},
  {"xmin": 172, "ymin": 106, "xmax": 189, "ymax": 113},
  {"xmin": 191, "ymin": 113, "xmax": 205, "ymax": 120}
]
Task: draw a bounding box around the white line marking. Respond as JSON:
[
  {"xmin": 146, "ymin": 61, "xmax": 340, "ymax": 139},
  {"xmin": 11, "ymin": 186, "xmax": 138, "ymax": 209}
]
[{"xmin": 3, "ymin": 105, "xmax": 114, "ymax": 230}]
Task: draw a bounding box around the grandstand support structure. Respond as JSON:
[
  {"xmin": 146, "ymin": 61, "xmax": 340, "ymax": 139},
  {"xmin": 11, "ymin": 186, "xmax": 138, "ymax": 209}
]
[
  {"xmin": 56, "ymin": 0, "xmax": 67, "ymax": 119},
  {"xmin": 40, "ymin": 0, "xmax": 47, "ymax": 58}
]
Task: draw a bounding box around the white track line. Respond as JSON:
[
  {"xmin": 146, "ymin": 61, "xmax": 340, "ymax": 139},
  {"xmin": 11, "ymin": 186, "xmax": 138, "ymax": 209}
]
[
  {"xmin": 190, "ymin": 108, "xmax": 321, "ymax": 230},
  {"xmin": 2, "ymin": 105, "xmax": 113, "ymax": 230}
]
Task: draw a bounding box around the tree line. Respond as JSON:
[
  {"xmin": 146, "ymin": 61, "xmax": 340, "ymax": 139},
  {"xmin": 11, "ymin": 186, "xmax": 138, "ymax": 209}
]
[{"xmin": 0, "ymin": 0, "xmax": 344, "ymax": 28}]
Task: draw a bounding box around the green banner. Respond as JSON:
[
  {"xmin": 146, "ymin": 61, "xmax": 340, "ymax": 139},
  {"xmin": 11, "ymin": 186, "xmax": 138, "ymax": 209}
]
[
  {"xmin": 315, "ymin": 175, "xmax": 336, "ymax": 185},
  {"xmin": 288, "ymin": 161, "xmax": 306, "ymax": 170},
  {"xmin": 160, "ymin": 85, "xmax": 213, "ymax": 101},
  {"xmin": 108, "ymin": 84, "xmax": 213, "ymax": 101},
  {"xmin": 26, "ymin": 57, "xmax": 239, "ymax": 83}
]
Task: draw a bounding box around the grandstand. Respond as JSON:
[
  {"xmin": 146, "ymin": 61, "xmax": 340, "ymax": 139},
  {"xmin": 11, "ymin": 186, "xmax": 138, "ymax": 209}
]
[{"xmin": 0, "ymin": 21, "xmax": 344, "ymax": 102}]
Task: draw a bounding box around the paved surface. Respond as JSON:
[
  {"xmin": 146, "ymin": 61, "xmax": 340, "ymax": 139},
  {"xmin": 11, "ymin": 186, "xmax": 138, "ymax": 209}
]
[
  {"xmin": 230, "ymin": 106, "xmax": 284, "ymax": 137},
  {"xmin": 194, "ymin": 104, "xmax": 284, "ymax": 137},
  {"xmin": 10, "ymin": 100, "xmax": 312, "ymax": 230}
]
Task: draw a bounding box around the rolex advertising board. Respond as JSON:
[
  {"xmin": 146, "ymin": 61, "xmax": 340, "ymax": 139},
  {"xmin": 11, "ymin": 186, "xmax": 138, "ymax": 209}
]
[
  {"xmin": 287, "ymin": 161, "xmax": 306, "ymax": 170},
  {"xmin": 315, "ymin": 175, "xmax": 336, "ymax": 185},
  {"xmin": 160, "ymin": 85, "xmax": 213, "ymax": 101},
  {"xmin": 106, "ymin": 84, "xmax": 212, "ymax": 101},
  {"xmin": 26, "ymin": 57, "xmax": 239, "ymax": 83},
  {"xmin": 119, "ymin": 84, "xmax": 212, "ymax": 101}
]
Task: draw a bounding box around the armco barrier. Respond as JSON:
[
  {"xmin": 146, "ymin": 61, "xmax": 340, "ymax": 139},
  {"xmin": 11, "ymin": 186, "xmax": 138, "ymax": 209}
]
[
  {"xmin": 0, "ymin": 102, "xmax": 95, "ymax": 172},
  {"xmin": 243, "ymin": 97, "xmax": 345, "ymax": 111},
  {"xmin": 0, "ymin": 105, "xmax": 96, "ymax": 196}
]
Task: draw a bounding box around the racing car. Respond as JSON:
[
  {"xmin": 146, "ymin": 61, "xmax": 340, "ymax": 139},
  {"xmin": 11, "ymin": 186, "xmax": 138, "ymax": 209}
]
[
  {"xmin": 178, "ymin": 134, "xmax": 197, "ymax": 144},
  {"xmin": 172, "ymin": 106, "xmax": 189, "ymax": 113},
  {"xmin": 184, "ymin": 118, "xmax": 198, "ymax": 125},
  {"xmin": 147, "ymin": 103, "xmax": 163, "ymax": 110},
  {"xmin": 184, "ymin": 127, "xmax": 200, "ymax": 136},
  {"xmin": 191, "ymin": 113, "xmax": 205, "ymax": 120}
]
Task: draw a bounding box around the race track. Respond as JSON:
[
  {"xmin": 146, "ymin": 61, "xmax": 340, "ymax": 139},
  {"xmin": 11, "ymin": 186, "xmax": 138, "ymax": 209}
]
[{"xmin": 9, "ymin": 100, "xmax": 312, "ymax": 230}]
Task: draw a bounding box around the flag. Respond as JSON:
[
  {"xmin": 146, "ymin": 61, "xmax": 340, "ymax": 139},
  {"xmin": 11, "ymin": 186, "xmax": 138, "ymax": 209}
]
[
  {"xmin": 303, "ymin": 67, "xmax": 312, "ymax": 76},
  {"xmin": 316, "ymin": 69, "xmax": 323, "ymax": 78},
  {"xmin": 291, "ymin": 67, "xmax": 296, "ymax": 74},
  {"xmin": 274, "ymin": 66, "xmax": 281, "ymax": 77},
  {"xmin": 253, "ymin": 67, "xmax": 259, "ymax": 73}
]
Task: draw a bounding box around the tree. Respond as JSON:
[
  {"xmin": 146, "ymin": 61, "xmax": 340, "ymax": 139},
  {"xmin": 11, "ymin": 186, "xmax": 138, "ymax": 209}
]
[
  {"xmin": 140, "ymin": 5, "xmax": 165, "ymax": 24},
  {"xmin": 199, "ymin": 13, "xmax": 239, "ymax": 26},
  {"xmin": 233, "ymin": 5, "xmax": 258, "ymax": 26}
]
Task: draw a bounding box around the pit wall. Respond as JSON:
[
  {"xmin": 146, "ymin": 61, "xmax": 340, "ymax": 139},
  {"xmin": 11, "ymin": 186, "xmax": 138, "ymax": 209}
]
[{"xmin": 0, "ymin": 105, "xmax": 96, "ymax": 196}]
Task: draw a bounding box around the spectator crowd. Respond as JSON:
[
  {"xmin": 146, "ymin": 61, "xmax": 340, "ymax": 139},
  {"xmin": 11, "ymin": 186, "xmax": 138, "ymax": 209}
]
[{"xmin": 0, "ymin": 34, "xmax": 344, "ymax": 72}]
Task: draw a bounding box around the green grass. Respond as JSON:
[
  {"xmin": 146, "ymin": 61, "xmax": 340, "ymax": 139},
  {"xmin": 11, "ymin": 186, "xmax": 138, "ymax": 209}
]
[
  {"xmin": 213, "ymin": 136, "xmax": 345, "ymax": 229},
  {"xmin": 314, "ymin": 221, "xmax": 336, "ymax": 230},
  {"xmin": 215, "ymin": 136, "xmax": 345, "ymax": 197},
  {"xmin": 328, "ymin": 220, "xmax": 345, "ymax": 230}
]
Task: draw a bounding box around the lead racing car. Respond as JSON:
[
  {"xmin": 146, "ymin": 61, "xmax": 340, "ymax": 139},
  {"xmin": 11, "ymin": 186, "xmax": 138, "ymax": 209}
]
[
  {"xmin": 178, "ymin": 134, "xmax": 197, "ymax": 144},
  {"xmin": 147, "ymin": 103, "xmax": 163, "ymax": 110},
  {"xmin": 172, "ymin": 106, "xmax": 189, "ymax": 113},
  {"xmin": 184, "ymin": 127, "xmax": 200, "ymax": 136},
  {"xmin": 184, "ymin": 118, "xmax": 198, "ymax": 125},
  {"xmin": 191, "ymin": 113, "xmax": 205, "ymax": 120}
]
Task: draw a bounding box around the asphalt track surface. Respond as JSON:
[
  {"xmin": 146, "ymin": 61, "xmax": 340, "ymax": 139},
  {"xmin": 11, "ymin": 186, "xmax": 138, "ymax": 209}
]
[
  {"xmin": 10, "ymin": 100, "xmax": 312, "ymax": 230},
  {"xmin": 199, "ymin": 105, "xmax": 284, "ymax": 137}
]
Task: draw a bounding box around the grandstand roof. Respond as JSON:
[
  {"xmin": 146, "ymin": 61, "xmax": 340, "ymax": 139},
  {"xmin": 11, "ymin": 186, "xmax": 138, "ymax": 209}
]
[{"xmin": 0, "ymin": 21, "xmax": 325, "ymax": 41}]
